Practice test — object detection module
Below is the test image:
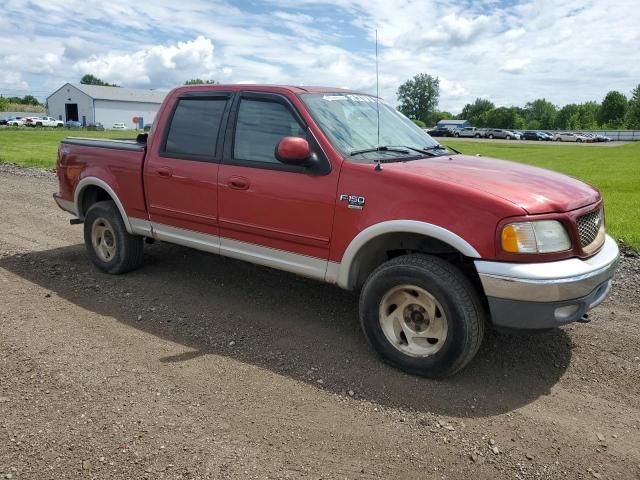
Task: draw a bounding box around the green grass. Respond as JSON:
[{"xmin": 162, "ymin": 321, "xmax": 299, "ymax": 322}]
[
  {"xmin": 1, "ymin": 129, "xmax": 638, "ymax": 249},
  {"xmin": 0, "ymin": 128, "xmax": 135, "ymax": 168},
  {"xmin": 446, "ymin": 140, "xmax": 640, "ymax": 250}
]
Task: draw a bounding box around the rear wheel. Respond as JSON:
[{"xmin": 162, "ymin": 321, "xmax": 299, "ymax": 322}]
[
  {"xmin": 83, "ymin": 200, "xmax": 144, "ymax": 274},
  {"xmin": 474, "ymin": 134, "xmax": 480, "ymax": 138},
  {"xmin": 359, "ymin": 254, "xmax": 485, "ymax": 378}
]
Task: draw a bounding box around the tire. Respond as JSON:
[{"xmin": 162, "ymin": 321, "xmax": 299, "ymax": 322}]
[
  {"xmin": 454, "ymin": 133, "xmax": 460, "ymax": 137},
  {"xmin": 488, "ymin": 134, "xmax": 494, "ymax": 139},
  {"xmin": 506, "ymin": 135, "xmax": 511, "ymax": 140},
  {"xmin": 576, "ymin": 138, "xmax": 582, "ymax": 143},
  {"xmin": 474, "ymin": 134, "xmax": 480, "ymax": 138},
  {"xmin": 359, "ymin": 254, "xmax": 485, "ymax": 378},
  {"xmin": 83, "ymin": 200, "xmax": 144, "ymax": 274},
  {"xmin": 555, "ymin": 137, "xmax": 561, "ymax": 141}
]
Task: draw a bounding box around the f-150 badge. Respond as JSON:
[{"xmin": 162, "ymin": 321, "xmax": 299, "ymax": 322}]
[{"xmin": 339, "ymin": 194, "xmax": 366, "ymax": 210}]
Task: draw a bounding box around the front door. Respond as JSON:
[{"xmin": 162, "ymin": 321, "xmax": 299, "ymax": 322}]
[
  {"xmin": 143, "ymin": 92, "xmax": 231, "ymax": 239},
  {"xmin": 217, "ymin": 91, "xmax": 339, "ymax": 279}
]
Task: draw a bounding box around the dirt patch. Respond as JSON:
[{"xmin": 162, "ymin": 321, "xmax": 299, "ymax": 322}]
[{"xmin": 1, "ymin": 168, "xmax": 639, "ymax": 479}]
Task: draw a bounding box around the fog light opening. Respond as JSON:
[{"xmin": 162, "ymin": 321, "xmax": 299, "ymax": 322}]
[{"xmin": 554, "ymin": 304, "xmax": 580, "ymax": 322}]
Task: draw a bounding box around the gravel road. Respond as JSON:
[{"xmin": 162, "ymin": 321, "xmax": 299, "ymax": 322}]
[{"xmin": 1, "ymin": 165, "xmax": 639, "ymax": 479}]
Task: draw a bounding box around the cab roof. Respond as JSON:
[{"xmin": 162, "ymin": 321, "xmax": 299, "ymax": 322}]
[{"xmin": 173, "ymin": 84, "xmax": 366, "ymax": 95}]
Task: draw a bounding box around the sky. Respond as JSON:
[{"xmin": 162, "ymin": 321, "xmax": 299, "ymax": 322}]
[{"xmin": 0, "ymin": 0, "xmax": 638, "ymax": 113}]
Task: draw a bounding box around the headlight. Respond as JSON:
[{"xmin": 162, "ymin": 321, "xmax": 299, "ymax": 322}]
[{"xmin": 501, "ymin": 220, "xmax": 571, "ymax": 254}]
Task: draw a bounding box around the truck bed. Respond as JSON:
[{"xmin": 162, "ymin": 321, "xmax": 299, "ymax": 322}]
[{"xmin": 56, "ymin": 136, "xmax": 149, "ymax": 221}]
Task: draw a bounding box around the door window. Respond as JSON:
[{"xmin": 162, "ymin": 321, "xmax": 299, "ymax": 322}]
[
  {"xmin": 233, "ymin": 99, "xmax": 306, "ymax": 164},
  {"xmin": 163, "ymin": 98, "xmax": 227, "ymax": 160}
]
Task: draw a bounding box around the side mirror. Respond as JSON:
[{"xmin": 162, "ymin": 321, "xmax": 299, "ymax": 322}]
[{"xmin": 275, "ymin": 137, "xmax": 311, "ymax": 166}]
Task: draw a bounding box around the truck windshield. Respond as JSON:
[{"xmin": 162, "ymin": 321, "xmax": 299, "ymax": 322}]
[{"xmin": 299, "ymin": 93, "xmax": 442, "ymax": 161}]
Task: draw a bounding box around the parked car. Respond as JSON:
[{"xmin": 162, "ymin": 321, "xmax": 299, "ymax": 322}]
[
  {"xmin": 0, "ymin": 118, "xmax": 8, "ymax": 126},
  {"xmin": 554, "ymin": 132, "xmax": 591, "ymax": 143},
  {"xmin": 87, "ymin": 123, "xmax": 105, "ymax": 131},
  {"xmin": 112, "ymin": 122, "xmax": 127, "ymax": 130},
  {"xmin": 143, "ymin": 123, "xmax": 153, "ymax": 132},
  {"xmin": 453, "ymin": 127, "xmax": 483, "ymax": 138},
  {"xmin": 53, "ymin": 84, "xmax": 619, "ymax": 379},
  {"xmin": 426, "ymin": 126, "xmax": 453, "ymax": 137},
  {"xmin": 521, "ymin": 131, "xmax": 546, "ymax": 141},
  {"xmin": 485, "ymin": 128, "xmax": 519, "ymax": 140},
  {"xmin": 27, "ymin": 116, "xmax": 64, "ymax": 127},
  {"xmin": 539, "ymin": 132, "xmax": 554, "ymax": 141},
  {"xmin": 590, "ymin": 133, "xmax": 611, "ymax": 142},
  {"xmin": 65, "ymin": 120, "xmax": 82, "ymax": 129},
  {"xmin": 6, "ymin": 117, "xmax": 25, "ymax": 126}
]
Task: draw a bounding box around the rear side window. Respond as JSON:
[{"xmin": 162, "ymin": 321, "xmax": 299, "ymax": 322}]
[
  {"xmin": 164, "ymin": 98, "xmax": 227, "ymax": 159},
  {"xmin": 234, "ymin": 99, "xmax": 305, "ymax": 164}
]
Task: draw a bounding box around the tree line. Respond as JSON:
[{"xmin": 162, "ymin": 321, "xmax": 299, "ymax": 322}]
[{"xmin": 397, "ymin": 73, "xmax": 640, "ymax": 130}]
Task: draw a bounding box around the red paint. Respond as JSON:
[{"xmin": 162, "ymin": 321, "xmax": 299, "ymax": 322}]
[
  {"xmin": 275, "ymin": 137, "xmax": 311, "ymax": 164},
  {"xmin": 55, "ymin": 84, "xmax": 604, "ymax": 265}
]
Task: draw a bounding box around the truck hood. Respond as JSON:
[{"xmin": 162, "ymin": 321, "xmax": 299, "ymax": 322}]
[{"xmin": 388, "ymin": 154, "xmax": 600, "ymax": 214}]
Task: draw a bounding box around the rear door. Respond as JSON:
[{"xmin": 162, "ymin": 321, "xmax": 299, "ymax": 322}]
[
  {"xmin": 216, "ymin": 91, "xmax": 338, "ymax": 279},
  {"xmin": 143, "ymin": 91, "xmax": 232, "ymax": 238}
]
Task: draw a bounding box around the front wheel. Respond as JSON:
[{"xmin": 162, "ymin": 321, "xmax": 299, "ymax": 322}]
[
  {"xmin": 359, "ymin": 254, "xmax": 485, "ymax": 378},
  {"xmin": 488, "ymin": 134, "xmax": 494, "ymax": 139},
  {"xmin": 83, "ymin": 200, "xmax": 144, "ymax": 274}
]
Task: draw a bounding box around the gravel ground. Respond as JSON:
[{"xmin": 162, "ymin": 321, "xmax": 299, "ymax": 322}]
[{"xmin": 0, "ymin": 167, "xmax": 639, "ymax": 479}]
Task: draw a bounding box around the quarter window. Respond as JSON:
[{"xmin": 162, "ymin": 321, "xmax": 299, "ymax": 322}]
[
  {"xmin": 234, "ymin": 99, "xmax": 306, "ymax": 164},
  {"xmin": 164, "ymin": 98, "xmax": 227, "ymax": 159}
]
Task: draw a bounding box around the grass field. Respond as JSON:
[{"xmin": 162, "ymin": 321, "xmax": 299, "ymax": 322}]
[
  {"xmin": 0, "ymin": 128, "xmax": 134, "ymax": 168},
  {"xmin": 1, "ymin": 129, "xmax": 638, "ymax": 249}
]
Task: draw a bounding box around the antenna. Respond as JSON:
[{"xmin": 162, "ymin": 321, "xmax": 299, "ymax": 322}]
[{"xmin": 375, "ymin": 29, "xmax": 380, "ymax": 147}]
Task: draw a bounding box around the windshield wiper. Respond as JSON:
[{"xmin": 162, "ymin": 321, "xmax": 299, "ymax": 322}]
[
  {"xmin": 440, "ymin": 144, "xmax": 461, "ymax": 154},
  {"xmin": 350, "ymin": 146, "xmax": 412, "ymax": 156}
]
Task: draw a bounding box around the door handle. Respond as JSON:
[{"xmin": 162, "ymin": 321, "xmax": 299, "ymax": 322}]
[
  {"xmin": 228, "ymin": 176, "xmax": 250, "ymax": 190},
  {"xmin": 156, "ymin": 167, "xmax": 173, "ymax": 178}
]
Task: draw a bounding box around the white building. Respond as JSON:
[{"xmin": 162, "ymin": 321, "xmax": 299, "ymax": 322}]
[{"xmin": 46, "ymin": 83, "xmax": 167, "ymax": 129}]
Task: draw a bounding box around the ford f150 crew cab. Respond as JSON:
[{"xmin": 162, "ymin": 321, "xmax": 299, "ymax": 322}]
[{"xmin": 54, "ymin": 84, "xmax": 619, "ymax": 378}]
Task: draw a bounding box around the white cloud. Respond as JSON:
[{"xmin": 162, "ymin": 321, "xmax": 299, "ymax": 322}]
[
  {"xmin": 500, "ymin": 59, "xmax": 531, "ymax": 74},
  {"xmin": 0, "ymin": 0, "xmax": 638, "ymax": 114},
  {"xmin": 0, "ymin": 71, "xmax": 29, "ymax": 91},
  {"xmin": 73, "ymin": 36, "xmax": 218, "ymax": 87}
]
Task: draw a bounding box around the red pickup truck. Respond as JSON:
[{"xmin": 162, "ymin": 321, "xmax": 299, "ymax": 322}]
[{"xmin": 54, "ymin": 84, "xmax": 619, "ymax": 378}]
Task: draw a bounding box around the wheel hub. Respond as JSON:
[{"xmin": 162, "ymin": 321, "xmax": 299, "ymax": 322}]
[
  {"xmin": 378, "ymin": 285, "xmax": 448, "ymax": 358},
  {"xmin": 404, "ymin": 304, "xmax": 430, "ymax": 332}
]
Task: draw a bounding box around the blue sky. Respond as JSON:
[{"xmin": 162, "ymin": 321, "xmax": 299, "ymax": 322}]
[{"xmin": 1, "ymin": 0, "xmax": 638, "ymax": 113}]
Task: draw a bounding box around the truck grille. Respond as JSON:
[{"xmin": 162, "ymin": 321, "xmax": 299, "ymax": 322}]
[{"xmin": 577, "ymin": 209, "xmax": 603, "ymax": 248}]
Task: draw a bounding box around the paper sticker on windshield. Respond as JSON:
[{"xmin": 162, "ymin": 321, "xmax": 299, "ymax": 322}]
[
  {"xmin": 323, "ymin": 95, "xmax": 348, "ymax": 101},
  {"xmin": 346, "ymin": 94, "xmax": 376, "ymax": 103}
]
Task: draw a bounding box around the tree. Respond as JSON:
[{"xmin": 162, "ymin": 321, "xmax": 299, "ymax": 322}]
[
  {"xmin": 396, "ymin": 73, "xmax": 439, "ymax": 125},
  {"xmin": 0, "ymin": 96, "xmax": 8, "ymax": 112},
  {"xmin": 460, "ymin": 98, "xmax": 494, "ymax": 126},
  {"xmin": 20, "ymin": 95, "xmax": 40, "ymax": 106},
  {"xmin": 80, "ymin": 74, "xmax": 119, "ymax": 87},
  {"xmin": 523, "ymin": 98, "xmax": 557, "ymax": 130},
  {"xmin": 184, "ymin": 78, "xmax": 218, "ymax": 85},
  {"xmin": 625, "ymin": 84, "xmax": 640, "ymax": 129},
  {"xmin": 555, "ymin": 104, "xmax": 579, "ymax": 129},
  {"xmin": 598, "ymin": 90, "xmax": 627, "ymax": 127},
  {"xmin": 570, "ymin": 102, "xmax": 599, "ymax": 130},
  {"xmin": 482, "ymin": 107, "xmax": 524, "ymax": 129},
  {"xmin": 426, "ymin": 111, "xmax": 454, "ymax": 126}
]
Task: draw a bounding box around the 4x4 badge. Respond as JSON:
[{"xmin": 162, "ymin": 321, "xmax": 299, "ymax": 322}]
[{"xmin": 339, "ymin": 194, "xmax": 365, "ymax": 210}]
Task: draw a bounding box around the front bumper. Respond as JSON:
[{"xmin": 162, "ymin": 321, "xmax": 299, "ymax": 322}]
[{"xmin": 475, "ymin": 235, "xmax": 619, "ymax": 329}]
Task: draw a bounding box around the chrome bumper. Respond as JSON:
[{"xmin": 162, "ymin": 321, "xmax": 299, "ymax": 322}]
[{"xmin": 475, "ymin": 235, "xmax": 619, "ymax": 329}]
